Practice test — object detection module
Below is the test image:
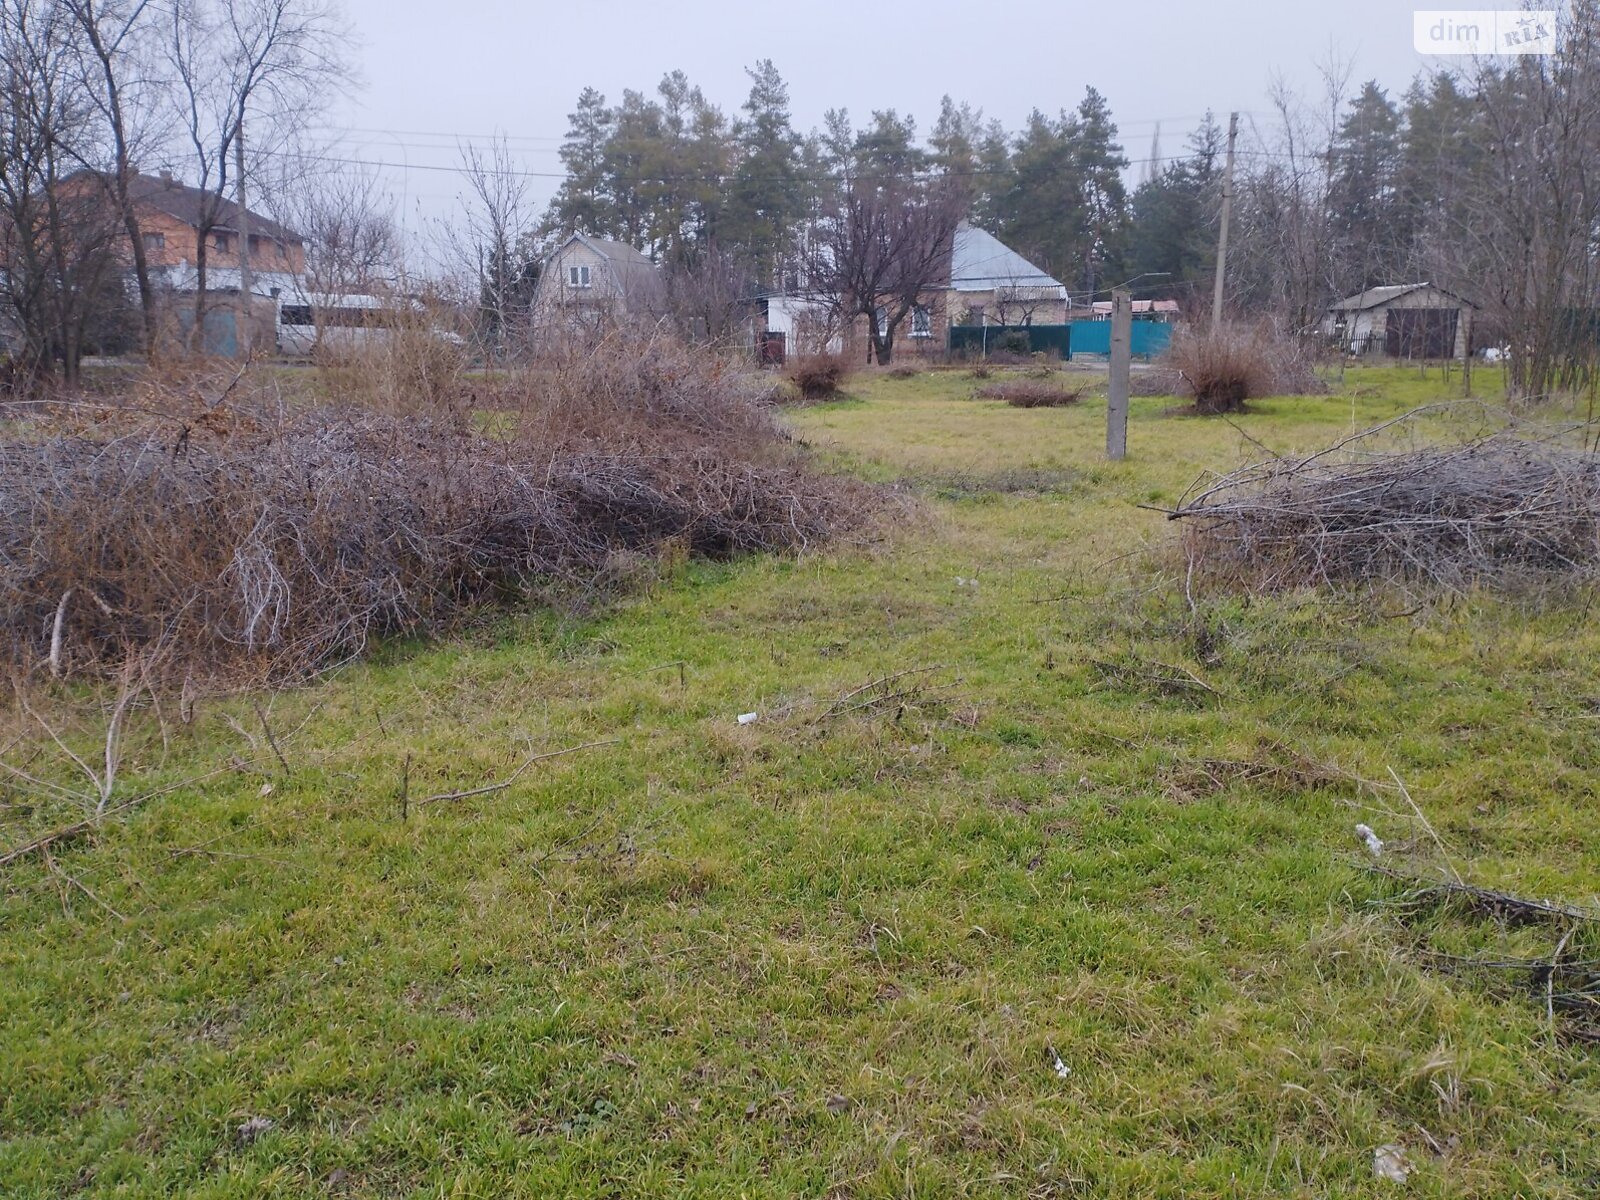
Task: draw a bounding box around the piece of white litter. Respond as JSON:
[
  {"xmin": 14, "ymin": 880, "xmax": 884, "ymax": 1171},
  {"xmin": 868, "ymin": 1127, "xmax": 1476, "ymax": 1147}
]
[
  {"xmin": 737, "ymin": 712, "xmax": 759, "ymax": 725},
  {"xmin": 1048, "ymin": 1045, "xmax": 1072, "ymax": 1079},
  {"xmin": 1355, "ymin": 823, "xmax": 1385, "ymax": 857},
  {"xmin": 1373, "ymin": 1143, "xmax": 1411, "ymax": 1183}
]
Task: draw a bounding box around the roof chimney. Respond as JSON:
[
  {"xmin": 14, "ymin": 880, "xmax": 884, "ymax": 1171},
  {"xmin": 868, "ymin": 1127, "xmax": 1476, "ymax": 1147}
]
[{"xmin": 158, "ymin": 169, "xmax": 174, "ymax": 188}]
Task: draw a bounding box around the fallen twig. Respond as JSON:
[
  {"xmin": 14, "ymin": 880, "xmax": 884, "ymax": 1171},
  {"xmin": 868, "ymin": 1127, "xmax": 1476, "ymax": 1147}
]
[
  {"xmin": 812, "ymin": 666, "xmax": 949, "ymax": 723},
  {"xmin": 418, "ymin": 738, "xmax": 619, "ymax": 806}
]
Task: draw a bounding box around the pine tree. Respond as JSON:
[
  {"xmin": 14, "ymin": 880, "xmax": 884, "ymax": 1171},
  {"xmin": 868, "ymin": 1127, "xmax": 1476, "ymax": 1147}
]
[
  {"xmin": 545, "ymin": 87, "xmax": 616, "ymax": 237},
  {"xmin": 1327, "ymin": 81, "xmax": 1403, "ymax": 290},
  {"xmin": 722, "ymin": 60, "xmax": 805, "ymax": 287}
]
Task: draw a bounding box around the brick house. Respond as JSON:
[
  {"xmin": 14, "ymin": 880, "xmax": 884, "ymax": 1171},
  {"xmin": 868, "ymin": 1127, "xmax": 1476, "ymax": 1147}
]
[
  {"xmin": 842, "ymin": 222, "xmax": 1069, "ymax": 361},
  {"xmin": 120, "ymin": 170, "xmax": 305, "ymax": 294}
]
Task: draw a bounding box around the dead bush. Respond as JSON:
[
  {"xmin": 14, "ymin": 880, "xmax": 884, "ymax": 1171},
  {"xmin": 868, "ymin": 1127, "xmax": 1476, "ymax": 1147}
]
[
  {"xmin": 0, "ymin": 336, "xmax": 869, "ymax": 682},
  {"xmin": 975, "ymin": 380, "xmax": 1085, "ymax": 408},
  {"xmin": 1171, "ymin": 423, "xmax": 1600, "ymax": 592},
  {"xmin": 786, "ymin": 354, "xmax": 850, "ymax": 402},
  {"xmin": 1164, "ymin": 323, "xmax": 1325, "ymax": 413},
  {"xmin": 886, "ymin": 364, "xmax": 920, "ymax": 380}
]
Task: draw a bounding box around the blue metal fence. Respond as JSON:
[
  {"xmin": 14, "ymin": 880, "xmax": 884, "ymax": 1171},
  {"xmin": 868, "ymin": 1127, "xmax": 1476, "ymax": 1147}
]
[
  {"xmin": 1065, "ymin": 321, "xmax": 1172, "ymax": 359},
  {"xmin": 948, "ymin": 321, "xmax": 1173, "ymax": 361}
]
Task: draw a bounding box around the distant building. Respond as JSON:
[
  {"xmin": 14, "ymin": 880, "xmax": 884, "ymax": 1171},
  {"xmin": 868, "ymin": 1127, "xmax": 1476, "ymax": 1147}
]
[
  {"xmin": 532, "ymin": 232, "xmax": 661, "ymax": 334},
  {"xmin": 1080, "ymin": 299, "xmax": 1181, "ymax": 322},
  {"xmin": 834, "ymin": 221, "xmax": 1069, "ymax": 361},
  {"xmin": 1321, "ymin": 283, "xmax": 1476, "ymax": 359}
]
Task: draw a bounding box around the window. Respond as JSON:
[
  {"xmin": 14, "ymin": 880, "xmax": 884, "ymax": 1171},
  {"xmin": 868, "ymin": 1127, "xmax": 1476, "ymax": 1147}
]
[
  {"xmin": 142, "ymin": 231, "xmax": 165, "ymax": 252},
  {"xmin": 280, "ymin": 304, "xmax": 313, "ymax": 327},
  {"xmin": 212, "ymin": 232, "xmax": 232, "ymax": 254},
  {"xmin": 968, "ymin": 304, "xmax": 986, "ymax": 326},
  {"xmin": 567, "ymin": 264, "xmax": 592, "ymax": 288},
  {"xmin": 911, "ymin": 305, "xmax": 932, "ymax": 338}
]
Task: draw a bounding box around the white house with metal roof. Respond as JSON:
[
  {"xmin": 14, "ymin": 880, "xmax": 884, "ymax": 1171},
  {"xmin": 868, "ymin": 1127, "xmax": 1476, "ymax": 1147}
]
[{"xmin": 1320, "ymin": 282, "xmax": 1476, "ymax": 359}]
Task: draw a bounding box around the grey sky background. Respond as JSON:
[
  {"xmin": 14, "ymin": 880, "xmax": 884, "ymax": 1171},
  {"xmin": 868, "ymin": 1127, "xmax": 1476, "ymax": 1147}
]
[{"xmin": 310, "ymin": 0, "xmax": 1455, "ymax": 235}]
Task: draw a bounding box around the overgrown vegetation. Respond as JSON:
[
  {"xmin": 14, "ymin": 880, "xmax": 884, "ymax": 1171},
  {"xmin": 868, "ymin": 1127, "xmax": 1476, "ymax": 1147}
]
[
  {"xmin": 7, "ymin": 364, "xmax": 1600, "ymax": 1199},
  {"xmin": 785, "ymin": 353, "xmax": 850, "ymax": 401},
  {"xmin": 1164, "ymin": 322, "xmax": 1325, "ymax": 412},
  {"xmin": 0, "ymin": 338, "xmax": 863, "ymax": 681}
]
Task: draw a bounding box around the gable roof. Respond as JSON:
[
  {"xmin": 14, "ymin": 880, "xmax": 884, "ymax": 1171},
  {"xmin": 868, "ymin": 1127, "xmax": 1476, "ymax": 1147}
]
[
  {"xmin": 1327, "ymin": 282, "xmax": 1475, "ymax": 312},
  {"xmin": 119, "ymin": 171, "xmax": 301, "ymax": 243},
  {"xmin": 950, "ymin": 222, "xmax": 1066, "ymax": 296},
  {"xmin": 556, "ymin": 231, "xmax": 655, "ymax": 269}
]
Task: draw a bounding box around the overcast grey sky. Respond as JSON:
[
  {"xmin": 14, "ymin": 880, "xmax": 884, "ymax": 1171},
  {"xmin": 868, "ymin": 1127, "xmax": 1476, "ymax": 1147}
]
[{"xmin": 310, "ymin": 0, "xmax": 1453, "ymax": 233}]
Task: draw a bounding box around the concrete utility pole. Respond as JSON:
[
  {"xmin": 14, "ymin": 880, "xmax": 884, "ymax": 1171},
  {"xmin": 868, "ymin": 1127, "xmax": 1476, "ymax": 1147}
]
[
  {"xmin": 1106, "ymin": 288, "xmax": 1131, "ymax": 460},
  {"xmin": 1211, "ymin": 111, "xmax": 1238, "ymax": 330},
  {"xmin": 235, "ymin": 118, "xmax": 252, "ymax": 359}
]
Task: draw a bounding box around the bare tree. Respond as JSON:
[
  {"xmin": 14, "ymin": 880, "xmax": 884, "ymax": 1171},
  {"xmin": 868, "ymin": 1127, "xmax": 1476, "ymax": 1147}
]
[
  {"xmin": 166, "ymin": 0, "xmax": 347, "ymax": 349},
  {"xmin": 0, "ymin": 0, "xmax": 127, "ymax": 382},
  {"xmin": 1228, "ymin": 63, "xmax": 1350, "ymax": 334},
  {"xmin": 1432, "ymin": 2, "xmax": 1600, "ymax": 397},
  {"xmin": 455, "ymin": 137, "xmax": 533, "ymax": 361},
  {"xmin": 659, "ymin": 240, "xmax": 754, "ymax": 345},
  {"xmin": 807, "ymin": 173, "xmax": 964, "ymax": 365},
  {"xmin": 270, "ymin": 160, "xmax": 397, "ymax": 296},
  {"xmin": 66, "ymin": 0, "xmax": 166, "ymax": 354}
]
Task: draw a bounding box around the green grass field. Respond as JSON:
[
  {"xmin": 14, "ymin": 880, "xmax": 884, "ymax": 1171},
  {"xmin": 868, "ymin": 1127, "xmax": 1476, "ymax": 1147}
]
[{"xmin": 4, "ymin": 364, "xmax": 1599, "ymax": 1198}]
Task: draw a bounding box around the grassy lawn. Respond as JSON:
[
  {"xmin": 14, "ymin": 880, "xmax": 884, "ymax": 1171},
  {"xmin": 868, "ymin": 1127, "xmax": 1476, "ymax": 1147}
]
[{"xmin": 4, "ymin": 364, "xmax": 1599, "ymax": 1198}]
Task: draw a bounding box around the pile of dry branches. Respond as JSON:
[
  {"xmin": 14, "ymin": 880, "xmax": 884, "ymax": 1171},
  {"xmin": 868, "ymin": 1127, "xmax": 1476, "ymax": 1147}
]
[
  {"xmin": 1170, "ymin": 425, "xmax": 1600, "ymax": 592},
  {"xmin": 0, "ymin": 338, "xmax": 865, "ymax": 681},
  {"xmin": 974, "ymin": 379, "xmax": 1085, "ymax": 408}
]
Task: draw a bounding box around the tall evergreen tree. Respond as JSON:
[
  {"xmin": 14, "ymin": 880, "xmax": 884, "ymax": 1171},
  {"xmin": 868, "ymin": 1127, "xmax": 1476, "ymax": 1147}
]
[
  {"xmin": 545, "ymin": 87, "xmax": 616, "ymax": 237},
  {"xmin": 1327, "ymin": 80, "xmax": 1403, "ymax": 289},
  {"xmin": 722, "ymin": 60, "xmax": 805, "ymax": 286},
  {"xmin": 1126, "ymin": 112, "xmax": 1223, "ymax": 295},
  {"xmin": 993, "ymin": 88, "xmax": 1128, "ymax": 294}
]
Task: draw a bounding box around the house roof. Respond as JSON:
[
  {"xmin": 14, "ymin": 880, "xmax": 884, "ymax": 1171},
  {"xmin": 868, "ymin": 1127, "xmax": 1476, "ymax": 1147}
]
[
  {"xmin": 561, "ymin": 232, "xmax": 655, "ymax": 269},
  {"xmin": 1327, "ymin": 282, "xmax": 1475, "ymax": 312},
  {"xmin": 1089, "ymin": 299, "xmax": 1180, "ymax": 315},
  {"xmin": 950, "ymin": 222, "xmax": 1066, "ymax": 297},
  {"xmin": 122, "ymin": 171, "xmax": 301, "ymax": 243}
]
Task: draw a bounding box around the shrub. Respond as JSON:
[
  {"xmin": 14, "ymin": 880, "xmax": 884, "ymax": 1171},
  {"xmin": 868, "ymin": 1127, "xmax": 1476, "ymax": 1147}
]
[
  {"xmin": 786, "ymin": 354, "xmax": 850, "ymax": 401},
  {"xmin": 886, "ymin": 363, "xmax": 920, "ymax": 379},
  {"xmin": 968, "ymin": 362, "xmax": 993, "ymax": 380},
  {"xmin": 1163, "ymin": 323, "xmax": 1325, "ymax": 413},
  {"xmin": 0, "ymin": 336, "xmax": 869, "ymax": 682},
  {"xmin": 992, "ymin": 329, "xmax": 1031, "ymax": 357},
  {"xmin": 975, "ymin": 380, "xmax": 1085, "ymax": 408}
]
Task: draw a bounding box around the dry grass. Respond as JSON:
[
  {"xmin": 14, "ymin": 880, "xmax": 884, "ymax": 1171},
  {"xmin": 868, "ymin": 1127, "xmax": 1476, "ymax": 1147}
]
[{"xmin": 0, "ymin": 335, "xmax": 867, "ymax": 682}]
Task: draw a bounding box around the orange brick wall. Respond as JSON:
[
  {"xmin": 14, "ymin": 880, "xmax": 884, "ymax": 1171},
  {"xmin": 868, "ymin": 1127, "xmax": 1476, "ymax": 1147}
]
[{"xmin": 134, "ymin": 207, "xmax": 305, "ymax": 274}]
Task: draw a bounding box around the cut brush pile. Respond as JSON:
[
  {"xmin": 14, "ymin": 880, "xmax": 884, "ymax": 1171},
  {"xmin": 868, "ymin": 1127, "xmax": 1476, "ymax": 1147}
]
[
  {"xmin": 1169, "ymin": 428, "xmax": 1600, "ymax": 593},
  {"xmin": 0, "ymin": 339, "xmax": 867, "ymax": 681}
]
